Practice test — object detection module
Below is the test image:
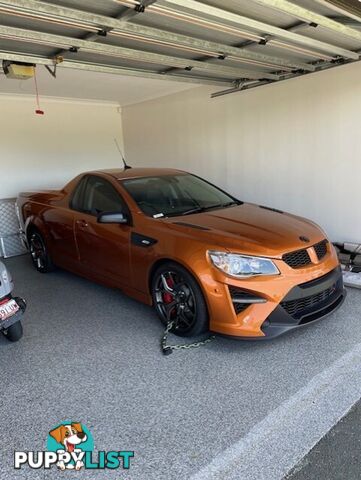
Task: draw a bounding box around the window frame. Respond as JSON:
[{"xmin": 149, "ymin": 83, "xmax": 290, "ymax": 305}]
[
  {"xmin": 70, "ymin": 175, "xmax": 132, "ymax": 224},
  {"xmin": 69, "ymin": 176, "xmax": 88, "ymax": 213}
]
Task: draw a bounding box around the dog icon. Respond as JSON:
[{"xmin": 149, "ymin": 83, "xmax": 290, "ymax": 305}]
[{"xmin": 49, "ymin": 423, "xmax": 87, "ymax": 470}]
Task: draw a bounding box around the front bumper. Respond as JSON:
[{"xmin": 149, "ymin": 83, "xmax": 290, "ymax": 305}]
[
  {"xmin": 247, "ymin": 267, "xmax": 345, "ymax": 339},
  {"xmin": 215, "ymin": 266, "xmax": 346, "ymax": 340}
]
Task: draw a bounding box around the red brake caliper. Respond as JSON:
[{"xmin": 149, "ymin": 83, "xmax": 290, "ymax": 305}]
[{"xmin": 162, "ymin": 276, "xmax": 175, "ymax": 305}]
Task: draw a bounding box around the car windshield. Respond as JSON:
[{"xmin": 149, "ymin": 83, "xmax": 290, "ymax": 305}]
[{"xmin": 121, "ymin": 174, "xmax": 240, "ymax": 218}]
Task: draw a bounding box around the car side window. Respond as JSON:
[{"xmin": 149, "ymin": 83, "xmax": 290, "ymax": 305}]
[
  {"xmin": 70, "ymin": 177, "xmax": 88, "ymax": 211},
  {"xmin": 82, "ymin": 176, "xmax": 127, "ymax": 216}
]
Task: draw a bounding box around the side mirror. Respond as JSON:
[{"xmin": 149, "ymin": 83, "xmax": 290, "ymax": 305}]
[{"xmin": 97, "ymin": 212, "xmax": 128, "ymax": 224}]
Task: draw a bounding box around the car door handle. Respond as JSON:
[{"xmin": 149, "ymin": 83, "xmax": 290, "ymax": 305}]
[{"xmin": 76, "ymin": 219, "xmax": 88, "ymax": 228}]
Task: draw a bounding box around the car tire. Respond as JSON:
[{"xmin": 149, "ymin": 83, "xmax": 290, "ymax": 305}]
[
  {"xmin": 3, "ymin": 321, "xmax": 23, "ymax": 342},
  {"xmin": 151, "ymin": 262, "xmax": 209, "ymax": 337},
  {"xmin": 29, "ymin": 230, "xmax": 55, "ymax": 273}
]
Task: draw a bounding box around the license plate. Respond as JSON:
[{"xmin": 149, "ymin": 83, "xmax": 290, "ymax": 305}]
[{"xmin": 0, "ymin": 299, "xmax": 19, "ymax": 322}]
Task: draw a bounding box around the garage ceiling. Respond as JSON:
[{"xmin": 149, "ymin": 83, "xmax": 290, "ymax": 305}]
[
  {"xmin": 0, "ymin": 66, "xmax": 197, "ymax": 105},
  {"xmin": 0, "ymin": 0, "xmax": 361, "ymax": 97}
]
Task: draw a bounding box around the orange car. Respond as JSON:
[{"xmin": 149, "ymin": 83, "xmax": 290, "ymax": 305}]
[{"xmin": 17, "ymin": 168, "xmax": 345, "ymax": 339}]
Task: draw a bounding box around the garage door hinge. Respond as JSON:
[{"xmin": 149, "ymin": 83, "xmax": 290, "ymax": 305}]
[{"xmin": 135, "ymin": 3, "xmax": 146, "ymax": 12}]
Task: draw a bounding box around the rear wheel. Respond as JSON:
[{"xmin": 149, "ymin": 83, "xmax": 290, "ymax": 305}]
[
  {"xmin": 3, "ymin": 321, "xmax": 23, "ymax": 342},
  {"xmin": 29, "ymin": 231, "xmax": 54, "ymax": 273},
  {"xmin": 151, "ymin": 262, "xmax": 209, "ymax": 337}
]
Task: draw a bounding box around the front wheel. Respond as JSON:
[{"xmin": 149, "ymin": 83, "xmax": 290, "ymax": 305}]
[
  {"xmin": 3, "ymin": 321, "xmax": 23, "ymax": 342},
  {"xmin": 151, "ymin": 262, "xmax": 209, "ymax": 337},
  {"xmin": 29, "ymin": 231, "xmax": 54, "ymax": 273}
]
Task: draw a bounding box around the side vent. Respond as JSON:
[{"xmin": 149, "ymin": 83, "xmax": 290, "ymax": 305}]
[{"xmin": 228, "ymin": 286, "xmax": 266, "ymax": 315}]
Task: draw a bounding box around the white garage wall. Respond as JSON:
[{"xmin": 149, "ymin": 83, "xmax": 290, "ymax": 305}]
[
  {"xmin": 0, "ymin": 96, "xmax": 124, "ymax": 199},
  {"xmin": 122, "ymin": 61, "xmax": 361, "ymax": 243}
]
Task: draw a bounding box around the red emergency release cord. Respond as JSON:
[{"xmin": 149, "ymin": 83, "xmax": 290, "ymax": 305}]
[{"xmin": 34, "ymin": 68, "xmax": 44, "ymax": 115}]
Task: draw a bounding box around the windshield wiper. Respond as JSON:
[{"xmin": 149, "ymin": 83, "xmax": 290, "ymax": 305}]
[
  {"xmin": 178, "ymin": 200, "xmax": 241, "ymax": 217},
  {"xmin": 180, "ymin": 206, "xmax": 206, "ymax": 216},
  {"xmin": 221, "ymin": 201, "xmax": 240, "ymax": 207}
]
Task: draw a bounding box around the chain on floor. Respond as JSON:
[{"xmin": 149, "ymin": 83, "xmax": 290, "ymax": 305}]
[{"xmin": 161, "ymin": 320, "xmax": 216, "ymax": 355}]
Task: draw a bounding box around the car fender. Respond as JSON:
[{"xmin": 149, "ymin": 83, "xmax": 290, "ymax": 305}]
[
  {"xmin": 25, "ymin": 215, "xmax": 51, "ymax": 243},
  {"xmin": 147, "ymin": 248, "xmax": 215, "ymax": 313}
]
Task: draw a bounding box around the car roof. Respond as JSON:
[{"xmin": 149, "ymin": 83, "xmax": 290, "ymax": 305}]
[{"xmin": 89, "ymin": 167, "xmax": 186, "ymax": 180}]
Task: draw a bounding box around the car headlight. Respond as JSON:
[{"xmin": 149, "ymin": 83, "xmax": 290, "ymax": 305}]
[{"xmin": 208, "ymin": 251, "xmax": 279, "ymax": 278}]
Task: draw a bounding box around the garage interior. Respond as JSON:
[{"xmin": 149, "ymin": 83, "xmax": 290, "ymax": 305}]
[{"xmin": 1, "ymin": 0, "xmax": 361, "ymax": 479}]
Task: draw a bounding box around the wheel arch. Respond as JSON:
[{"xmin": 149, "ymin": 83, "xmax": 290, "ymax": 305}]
[
  {"xmin": 148, "ymin": 257, "xmax": 211, "ymax": 314},
  {"xmin": 148, "ymin": 258, "xmax": 176, "ymax": 293},
  {"xmin": 25, "ymin": 217, "xmax": 48, "ymax": 243}
]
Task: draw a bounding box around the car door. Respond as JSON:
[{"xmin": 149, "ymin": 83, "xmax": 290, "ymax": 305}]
[
  {"xmin": 43, "ymin": 177, "xmax": 88, "ymax": 269},
  {"xmin": 73, "ymin": 175, "xmax": 131, "ymax": 287}
]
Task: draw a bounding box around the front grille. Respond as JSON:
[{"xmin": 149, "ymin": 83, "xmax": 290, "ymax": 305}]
[
  {"xmin": 283, "ymin": 239, "xmax": 329, "ymax": 269},
  {"xmin": 281, "ymin": 284, "xmax": 336, "ymax": 318},
  {"xmin": 282, "ymin": 248, "xmax": 312, "ymax": 268},
  {"xmin": 314, "ymin": 239, "xmax": 328, "ymax": 260}
]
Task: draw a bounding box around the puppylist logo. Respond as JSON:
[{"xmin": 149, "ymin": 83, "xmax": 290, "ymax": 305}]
[{"xmin": 14, "ymin": 421, "xmax": 134, "ymax": 471}]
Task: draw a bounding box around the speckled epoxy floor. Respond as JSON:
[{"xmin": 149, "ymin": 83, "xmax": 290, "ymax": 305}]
[{"xmin": 1, "ymin": 255, "xmax": 361, "ymax": 480}]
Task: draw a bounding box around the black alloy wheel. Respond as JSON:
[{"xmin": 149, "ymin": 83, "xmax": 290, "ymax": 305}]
[
  {"xmin": 152, "ymin": 262, "xmax": 208, "ymax": 337},
  {"xmin": 29, "ymin": 231, "xmax": 54, "ymax": 273}
]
